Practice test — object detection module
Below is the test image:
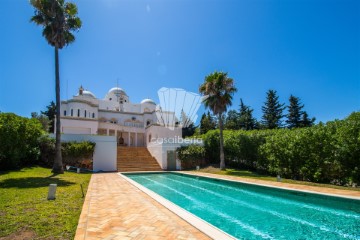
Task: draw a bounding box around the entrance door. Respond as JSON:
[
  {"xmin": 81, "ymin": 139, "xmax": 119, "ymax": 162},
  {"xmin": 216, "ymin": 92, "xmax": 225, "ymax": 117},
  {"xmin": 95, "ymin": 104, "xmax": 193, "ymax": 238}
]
[{"xmin": 167, "ymin": 150, "xmax": 176, "ymax": 171}]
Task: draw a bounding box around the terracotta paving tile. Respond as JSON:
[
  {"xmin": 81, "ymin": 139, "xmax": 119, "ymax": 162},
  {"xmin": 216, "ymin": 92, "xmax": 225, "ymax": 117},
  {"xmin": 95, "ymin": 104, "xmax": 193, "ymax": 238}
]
[{"xmin": 75, "ymin": 173, "xmax": 211, "ymax": 240}]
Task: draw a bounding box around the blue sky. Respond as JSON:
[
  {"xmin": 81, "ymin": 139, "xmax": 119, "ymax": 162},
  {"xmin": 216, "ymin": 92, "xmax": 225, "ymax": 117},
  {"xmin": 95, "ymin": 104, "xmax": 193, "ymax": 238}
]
[{"xmin": 0, "ymin": 0, "xmax": 359, "ymax": 124}]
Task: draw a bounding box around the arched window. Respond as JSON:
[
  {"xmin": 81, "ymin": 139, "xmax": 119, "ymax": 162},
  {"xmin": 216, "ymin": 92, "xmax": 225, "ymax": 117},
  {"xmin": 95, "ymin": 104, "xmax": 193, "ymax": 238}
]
[
  {"xmin": 77, "ymin": 109, "xmax": 80, "ymax": 117},
  {"xmin": 146, "ymin": 120, "xmax": 151, "ymax": 126},
  {"xmin": 71, "ymin": 109, "xmax": 73, "ymax": 116},
  {"xmin": 84, "ymin": 110, "xmax": 87, "ymax": 118},
  {"xmin": 64, "ymin": 110, "xmax": 67, "ymax": 116}
]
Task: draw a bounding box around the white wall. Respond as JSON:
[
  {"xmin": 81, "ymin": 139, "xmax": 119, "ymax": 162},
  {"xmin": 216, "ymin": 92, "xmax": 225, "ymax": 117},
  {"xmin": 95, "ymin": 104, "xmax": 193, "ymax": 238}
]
[
  {"xmin": 145, "ymin": 125, "xmax": 182, "ymax": 144},
  {"xmin": 60, "ymin": 118, "xmax": 98, "ymax": 134},
  {"xmin": 59, "ymin": 134, "xmax": 117, "ymax": 172},
  {"xmin": 145, "ymin": 125, "xmax": 182, "ymax": 170},
  {"xmin": 147, "ymin": 141, "xmax": 181, "ymax": 170}
]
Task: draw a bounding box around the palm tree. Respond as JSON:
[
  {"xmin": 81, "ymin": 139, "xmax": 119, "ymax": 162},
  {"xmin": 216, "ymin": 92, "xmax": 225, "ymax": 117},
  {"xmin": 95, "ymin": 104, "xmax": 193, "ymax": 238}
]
[
  {"xmin": 199, "ymin": 71, "xmax": 237, "ymax": 170},
  {"xmin": 30, "ymin": 0, "xmax": 82, "ymax": 173}
]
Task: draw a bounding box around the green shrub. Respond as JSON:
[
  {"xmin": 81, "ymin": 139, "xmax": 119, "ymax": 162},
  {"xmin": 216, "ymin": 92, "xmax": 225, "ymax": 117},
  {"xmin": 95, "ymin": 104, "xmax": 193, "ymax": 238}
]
[
  {"xmin": 200, "ymin": 112, "xmax": 360, "ymax": 186},
  {"xmin": 39, "ymin": 136, "xmax": 95, "ymax": 168},
  {"xmin": 177, "ymin": 145, "xmax": 205, "ymax": 169},
  {"xmin": 0, "ymin": 113, "xmax": 44, "ymax": 169}
]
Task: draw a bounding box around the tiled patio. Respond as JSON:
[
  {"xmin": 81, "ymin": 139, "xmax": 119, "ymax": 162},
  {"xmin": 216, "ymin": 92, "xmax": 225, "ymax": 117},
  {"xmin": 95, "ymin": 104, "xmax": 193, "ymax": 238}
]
[
  {"xmin": 75, "ymin": 171, "xmax": 360, "ymax": 240},
  {"xmin": 75, "ymin": 173, "xmax": 211, "ymax": 240}
]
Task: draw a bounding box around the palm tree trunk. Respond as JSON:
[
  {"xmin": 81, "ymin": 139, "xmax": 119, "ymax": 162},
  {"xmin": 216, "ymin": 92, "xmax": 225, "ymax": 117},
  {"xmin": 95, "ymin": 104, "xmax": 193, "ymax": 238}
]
[
  {"xmin": 219, "ymin": 113, "xmax": 225, "ymax": 170},
  {"xmin": 52, "ymin": 46, "xmax": 64, "ymax": 174}
]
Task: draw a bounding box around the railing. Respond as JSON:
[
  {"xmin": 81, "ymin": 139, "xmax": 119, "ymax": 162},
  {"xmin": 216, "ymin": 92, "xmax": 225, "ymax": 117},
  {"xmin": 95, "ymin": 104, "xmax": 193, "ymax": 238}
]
[
  {"xmin": 123, "ymin": 122, "xmax": 144, "ymax": 128},
  {"xmin": 99, "ymin": 120, "xmax": 144, "ymax": 129}
]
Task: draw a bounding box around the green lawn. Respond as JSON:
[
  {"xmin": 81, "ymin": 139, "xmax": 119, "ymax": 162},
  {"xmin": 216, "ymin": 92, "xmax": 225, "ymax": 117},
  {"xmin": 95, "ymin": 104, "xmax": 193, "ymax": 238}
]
[
  {"xmin": 0, "ymin": 166, "xmax": 91, "ymax": 239},
  {"xmin": 196, "ymin": 166, "xmax": 360, "ymax": 192}
]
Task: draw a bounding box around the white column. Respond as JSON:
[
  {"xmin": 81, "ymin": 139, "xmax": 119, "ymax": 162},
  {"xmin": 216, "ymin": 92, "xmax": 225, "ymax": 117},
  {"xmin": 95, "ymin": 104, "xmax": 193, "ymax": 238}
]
[
  {"xmin": 106, "ymin": 128, "xmax": 109, "ymax": 136},
  {"xmin": 128, "ymin": 132, "xmax": 131, "ymax": 146}
]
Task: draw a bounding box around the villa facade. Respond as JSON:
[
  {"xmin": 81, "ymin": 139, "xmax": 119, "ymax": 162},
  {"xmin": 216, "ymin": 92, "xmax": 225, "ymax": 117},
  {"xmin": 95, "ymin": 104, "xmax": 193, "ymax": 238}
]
[{"xmin": 58, "ymin": 86, "xmax": 182, "ymax": 147}]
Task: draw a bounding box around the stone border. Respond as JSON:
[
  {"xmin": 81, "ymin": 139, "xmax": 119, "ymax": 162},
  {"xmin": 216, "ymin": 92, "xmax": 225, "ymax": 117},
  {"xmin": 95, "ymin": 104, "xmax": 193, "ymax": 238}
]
[{"xmin": 118, "ymin": 172, "xmax": 236, "ymax": 240}]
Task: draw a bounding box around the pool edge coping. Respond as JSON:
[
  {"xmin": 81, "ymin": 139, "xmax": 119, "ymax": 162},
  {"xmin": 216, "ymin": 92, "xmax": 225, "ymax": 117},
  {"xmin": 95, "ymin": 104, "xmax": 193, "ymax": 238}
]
[
  {"xmin": 118, "ymin": 172, "xmax": 236, "ymax": 240},
  {"xmin": 180, "ymin": 171, "xmax": 360, "ymax": 201}
]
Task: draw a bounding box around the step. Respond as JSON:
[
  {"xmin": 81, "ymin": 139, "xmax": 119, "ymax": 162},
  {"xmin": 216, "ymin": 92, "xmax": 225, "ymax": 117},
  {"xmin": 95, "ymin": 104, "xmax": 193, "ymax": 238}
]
[{"xmin": 117, "ymin": 147, "xmax": 162, "ymax": 172}]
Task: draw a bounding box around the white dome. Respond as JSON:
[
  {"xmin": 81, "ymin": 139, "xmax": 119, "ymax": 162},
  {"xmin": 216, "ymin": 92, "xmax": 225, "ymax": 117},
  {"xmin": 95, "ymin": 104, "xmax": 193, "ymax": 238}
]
[
  {"xmin": 79, "ymin": 90, "xmax": 96, "ymax": 98},
  {"xmin": 108, "ymin": 87, "xmax": 127, "ymax": 96},
  {"xmin": 141, "ymin": 98, "xmax": 156, "ymax": 105}
]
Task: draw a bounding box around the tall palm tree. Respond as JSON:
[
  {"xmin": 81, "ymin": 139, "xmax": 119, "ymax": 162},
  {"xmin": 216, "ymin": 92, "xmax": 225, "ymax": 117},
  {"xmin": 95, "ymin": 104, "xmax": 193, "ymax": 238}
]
[
  {"xmin": 30, "ymin": 0, "xmax": 82, "ymax": 173},
  {"xmin": 199, "ymin": 71, "xmax": 237, "ymax": 170}
]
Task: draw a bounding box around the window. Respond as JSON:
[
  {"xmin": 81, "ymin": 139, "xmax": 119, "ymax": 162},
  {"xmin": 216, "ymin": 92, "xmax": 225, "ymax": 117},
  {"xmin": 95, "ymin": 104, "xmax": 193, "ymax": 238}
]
[
  {"xmin": 77, "ymin": 109, "xmax": 80, "ymax": 117},
  {"xmin": 71, "ymin": 109, "xmax": 73, "ymax": 116},
  {"xmin": 146, "ymin": 120, "xmax": 150, "ymax": 126},
  {"xmin": 84, "ymin": 110, "xmax": 87, "ymax": 118},
  {"xmin": 92, "ymin": 113, "xmax": 95, "ymax": 118},
  {"xmin": 64, "ymin": 110, "xmax": 67, "ymax": 116}
]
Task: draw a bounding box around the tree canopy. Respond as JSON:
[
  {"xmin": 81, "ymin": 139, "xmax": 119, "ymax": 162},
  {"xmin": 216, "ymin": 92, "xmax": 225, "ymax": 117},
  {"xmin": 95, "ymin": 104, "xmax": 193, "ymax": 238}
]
[{"xmin": 261, "ymin": 90, "xmax": 285, "ymax": 129}]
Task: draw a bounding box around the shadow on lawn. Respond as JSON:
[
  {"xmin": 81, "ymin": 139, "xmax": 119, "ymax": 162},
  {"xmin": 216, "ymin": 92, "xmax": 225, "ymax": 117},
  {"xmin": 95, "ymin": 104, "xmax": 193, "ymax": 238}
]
[{"xmin": 0, "ymin": 177, "xmax": 75, "ymax": 188}]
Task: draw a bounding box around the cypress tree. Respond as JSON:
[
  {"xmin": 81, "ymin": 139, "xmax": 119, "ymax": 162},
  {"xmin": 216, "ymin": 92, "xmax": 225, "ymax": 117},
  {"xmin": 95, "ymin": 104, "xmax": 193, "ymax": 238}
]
[
  {"xmin": 300, "ymin": 111, "xmax": 316, "ymax": 127},
  {"xmin": 239, "ymin": 98, "xmax": 256, "ymax": 130},
  {"xmin": 41, "ymin": 101, "xmax": 56, "ymax": 133},
  {"xmin": 286, "ymin": 95, "xmax": 304, "ymax": 129},
  {"xmin": 199, "ymin": 111, "xmax": 216, "ymax": 134},
  {"xmin": 261, "ymin": 90, "xmax": 285, "ymax": 129},
  {"xmin": 224, "ymin": 110, "xmax": 240, "ymax": 130}
]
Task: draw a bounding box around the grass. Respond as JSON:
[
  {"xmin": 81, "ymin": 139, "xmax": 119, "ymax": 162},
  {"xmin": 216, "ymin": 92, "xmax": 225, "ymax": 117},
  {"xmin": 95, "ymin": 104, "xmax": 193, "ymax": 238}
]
[
  {"xmin": 196, "ymin": 166, "xmax": 360, "ymax": 192},
  {"xmin": 0, "ymin": 166, "xmax": 91, "ymax": 239}
]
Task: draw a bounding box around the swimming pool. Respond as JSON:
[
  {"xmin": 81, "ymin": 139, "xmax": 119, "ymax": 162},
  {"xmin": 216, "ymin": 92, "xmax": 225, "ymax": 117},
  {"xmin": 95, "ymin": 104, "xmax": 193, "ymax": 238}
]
[{"xmin": 123, "ymin": 172, "xmax": 360, "ymax": 240}]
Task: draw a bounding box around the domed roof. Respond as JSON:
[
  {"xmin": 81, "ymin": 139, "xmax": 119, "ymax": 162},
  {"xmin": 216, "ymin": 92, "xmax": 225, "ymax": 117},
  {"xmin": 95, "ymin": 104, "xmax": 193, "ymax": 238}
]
[
  {"xmin": 108, "ymin": 87, "xmax": 127, "ymax": 96},
  {"xmin": 82, "ymin": 90, "xmax": 96, "ymax": 98},
  {"xmin": 141, "ymin": 98, "xmax": 156, "ymax": 105},
  {"xmin": 77, "ymin": 90, "xmax": 96, "ymax": 98}
]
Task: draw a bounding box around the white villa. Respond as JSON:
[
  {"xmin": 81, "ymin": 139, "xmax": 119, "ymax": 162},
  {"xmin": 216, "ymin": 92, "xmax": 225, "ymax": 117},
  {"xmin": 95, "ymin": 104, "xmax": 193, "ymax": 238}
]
[
  {"xmin": 60, "ymin": 86, "xmax": 186, "ymax": 171},
  {"xmin": 59, "ymin": 86, "xmax": 182, "ymax": 147}
]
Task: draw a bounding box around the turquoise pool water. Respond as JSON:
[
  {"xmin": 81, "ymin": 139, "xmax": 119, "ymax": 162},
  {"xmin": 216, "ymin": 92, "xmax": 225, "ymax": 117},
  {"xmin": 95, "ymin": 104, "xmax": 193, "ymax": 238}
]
[{"xmin": 124, "ymin": 172, "xmax": 360, "ymax": 240}]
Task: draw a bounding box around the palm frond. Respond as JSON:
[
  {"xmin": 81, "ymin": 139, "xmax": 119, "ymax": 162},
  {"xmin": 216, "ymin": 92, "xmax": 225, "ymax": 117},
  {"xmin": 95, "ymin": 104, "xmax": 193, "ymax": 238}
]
[
  {"xmin": 65, "ymin": 2, "xmax": 78, "ymax": 16},
  {"xmin": 30, "ymin": 0, "xmax": 81, "ymax": 48},
  {"xmin": 30, "ymin": 14, "xmax": 45, "ymax": 25},
  {"xmin": 199, "ymin": 71, "xmax": 237, "ymax": 115}
]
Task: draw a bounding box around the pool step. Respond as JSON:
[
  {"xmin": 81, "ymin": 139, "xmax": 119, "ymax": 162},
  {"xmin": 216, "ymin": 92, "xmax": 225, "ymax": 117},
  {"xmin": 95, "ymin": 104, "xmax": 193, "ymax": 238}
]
[{"xmin": 117, "ymin": 147, "xmax": 162, "ymax": 172}]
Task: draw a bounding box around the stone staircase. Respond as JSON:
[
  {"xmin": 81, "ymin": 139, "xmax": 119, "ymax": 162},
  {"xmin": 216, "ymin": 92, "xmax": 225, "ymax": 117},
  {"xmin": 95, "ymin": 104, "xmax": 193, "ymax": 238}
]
[{"xmin": 117, "ymin": 147, "xmax": 162, "ymax": 172}]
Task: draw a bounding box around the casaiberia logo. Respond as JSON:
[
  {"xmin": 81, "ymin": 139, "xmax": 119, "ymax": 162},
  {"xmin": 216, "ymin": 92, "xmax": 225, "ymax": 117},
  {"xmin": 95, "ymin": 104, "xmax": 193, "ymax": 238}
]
[{"xmin": 155, "ymin": 87, "xmax": 203, "ymax": 130}]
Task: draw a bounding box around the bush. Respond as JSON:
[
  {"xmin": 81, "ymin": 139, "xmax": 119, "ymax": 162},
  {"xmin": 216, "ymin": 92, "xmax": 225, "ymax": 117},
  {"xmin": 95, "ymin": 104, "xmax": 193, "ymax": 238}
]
[
  {"xmin": 39, "ymin": 136, "xmax": 95, "ymax": 169},
  {"xmin": 0, "ymin": 113, "xmax": 44, "ymax": 169},
  {"xmin": 201, "ymin": 112, "xmax": 360, "ymax": 186},
  {"xmin": 202, "ymin": 129, "xmax": 273, "ymax": 171},
  {"xmin": 177, "ymin": 145, "xmax": 205, "ymax": 169}
]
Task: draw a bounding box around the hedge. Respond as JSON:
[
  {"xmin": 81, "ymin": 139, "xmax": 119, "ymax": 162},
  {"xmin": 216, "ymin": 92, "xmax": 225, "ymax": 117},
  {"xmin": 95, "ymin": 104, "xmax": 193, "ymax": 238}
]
[
  {"xmin": 0, "ymin": 113, "xmax": 96, "ymax": 170},
  {"xmin": 177, "ymin": 145, "xmax": 205, "ymax": 169},
  {"xmin": 39, "ymin": 136, "xmax": 95, "ymax": 168},
  {"xmin": 0, "ymin": 113, "xmax": 44, "ymax": 169},
  {"xmin": 200, "ymin": 112, "xmax": 360, "ymax": 186}
]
